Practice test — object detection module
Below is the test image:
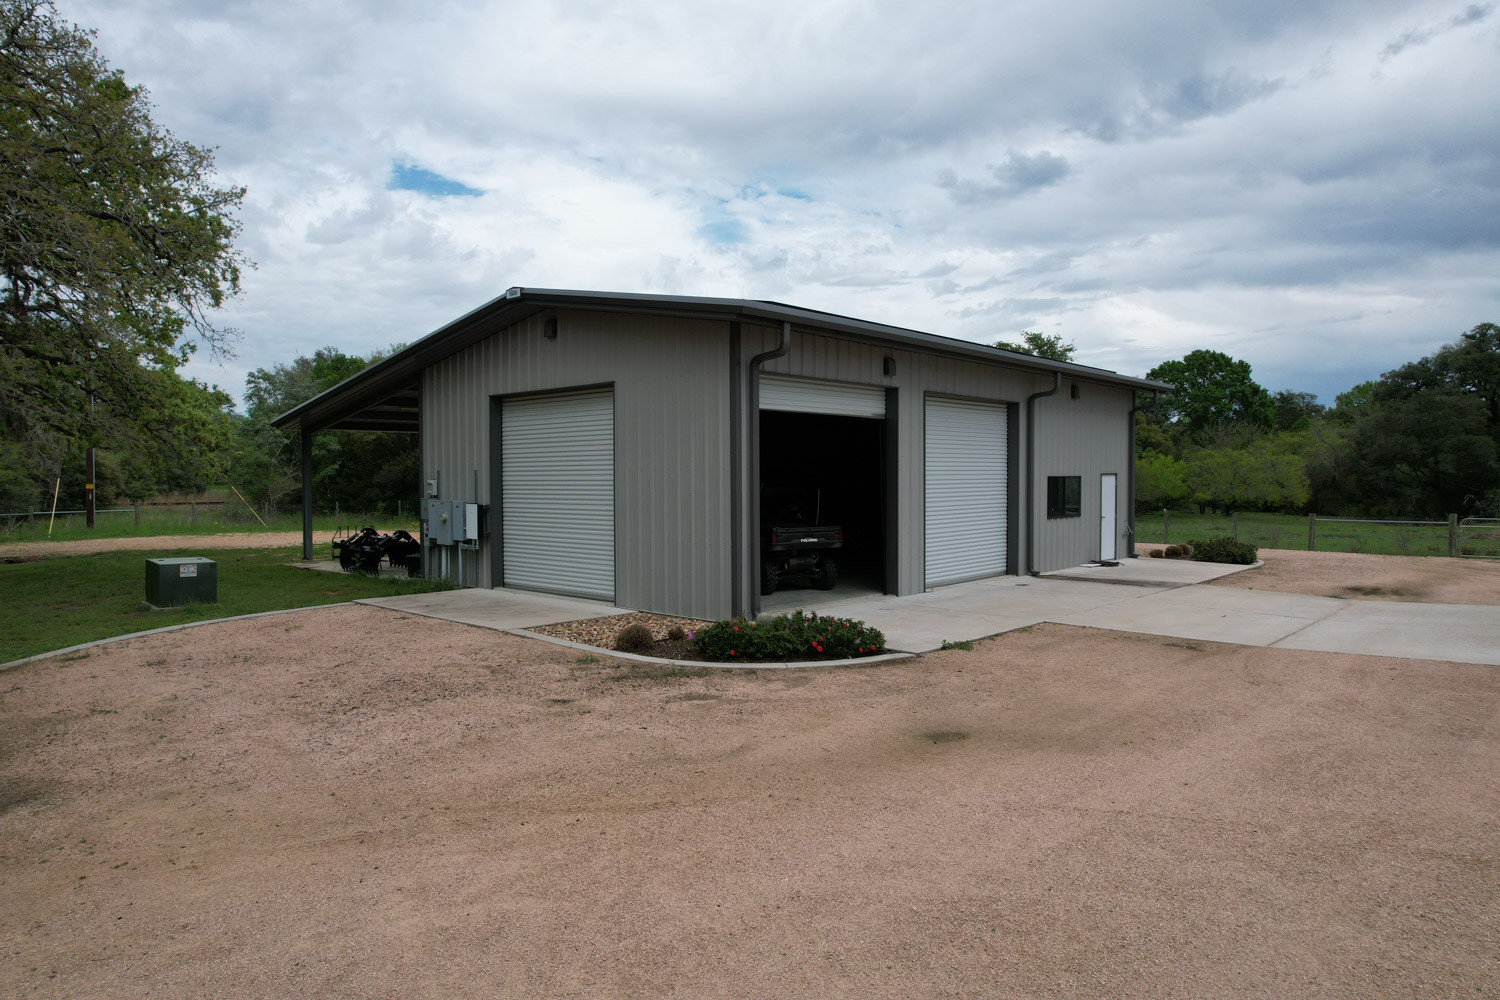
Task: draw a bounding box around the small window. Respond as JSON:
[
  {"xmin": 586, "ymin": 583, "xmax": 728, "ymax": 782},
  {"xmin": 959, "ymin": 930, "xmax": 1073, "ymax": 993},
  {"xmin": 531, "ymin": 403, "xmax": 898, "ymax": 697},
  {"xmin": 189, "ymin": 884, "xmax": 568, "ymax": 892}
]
[{"xmin": 1047, "ymin": 476, "xmax": 1081, "ymax": 518}]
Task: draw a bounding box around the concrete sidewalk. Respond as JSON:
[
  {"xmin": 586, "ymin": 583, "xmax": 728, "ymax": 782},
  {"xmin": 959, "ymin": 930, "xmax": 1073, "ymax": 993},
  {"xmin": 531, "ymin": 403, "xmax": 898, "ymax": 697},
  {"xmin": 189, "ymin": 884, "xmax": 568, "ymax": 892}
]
[{"xmin": 357, "ymin": 587, "xmax": 630, "ymax": 630}]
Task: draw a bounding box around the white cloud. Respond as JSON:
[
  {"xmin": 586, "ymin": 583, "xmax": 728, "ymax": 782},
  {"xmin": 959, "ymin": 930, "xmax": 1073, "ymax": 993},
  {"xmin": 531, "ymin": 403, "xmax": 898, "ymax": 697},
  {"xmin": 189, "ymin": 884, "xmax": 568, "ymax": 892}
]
[{"xmin": 59, "ymin": 0, "xmax": 1500, "ymax": 406}]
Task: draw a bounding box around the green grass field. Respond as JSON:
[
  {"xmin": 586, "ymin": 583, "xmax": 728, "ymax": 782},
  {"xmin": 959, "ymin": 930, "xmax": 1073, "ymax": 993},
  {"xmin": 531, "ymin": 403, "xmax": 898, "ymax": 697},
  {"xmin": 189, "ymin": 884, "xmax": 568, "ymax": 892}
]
[
  {"xmin": 1135, "ymin": 510, "xmax": 1500, "ymax": 558},
  {"xmin": 0, "ymin": 546, "xmax": 455, "ymax": 663},
  {"xmin": 1, "ymin": 507, "xmax": 416, "ymax": 544}
]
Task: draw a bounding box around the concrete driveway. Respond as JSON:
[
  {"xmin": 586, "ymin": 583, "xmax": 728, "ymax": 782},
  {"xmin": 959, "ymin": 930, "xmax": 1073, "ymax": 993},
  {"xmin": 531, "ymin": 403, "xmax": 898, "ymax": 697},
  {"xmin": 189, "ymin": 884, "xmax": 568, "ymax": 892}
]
[
  {"xmin": 801, "ymin": 560, "xmax": 1500, "ymax": 665},
  {"xmin": 357, "ymin": 562, "xmax": 1500, "ymax": 666}
]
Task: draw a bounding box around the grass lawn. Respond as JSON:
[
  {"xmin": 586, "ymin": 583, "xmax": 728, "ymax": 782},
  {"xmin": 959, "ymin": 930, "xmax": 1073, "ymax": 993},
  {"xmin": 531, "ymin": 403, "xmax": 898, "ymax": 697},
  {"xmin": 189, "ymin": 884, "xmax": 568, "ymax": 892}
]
[
  {"xmin": 0, "ymin": 545, "xmax": 455, "ymax": 663},
  {"xmin": 1135, "ymin": 509, "xmax": 1500, "ymax": 558},
  {"xmin": 2, "ymin": 507, "xmax": 416, "ymax": 544}
]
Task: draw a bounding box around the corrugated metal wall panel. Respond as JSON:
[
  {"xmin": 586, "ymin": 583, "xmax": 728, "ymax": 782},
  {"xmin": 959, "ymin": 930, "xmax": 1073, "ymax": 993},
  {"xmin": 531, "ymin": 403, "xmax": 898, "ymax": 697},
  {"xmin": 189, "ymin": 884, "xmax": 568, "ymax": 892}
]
[
  {"xmin": 760, "ymin": 374, "xmax": 886, "ymax": 417},
  {"xmin": 501, "ymin": 389, "xmax": 615, "ymax": 600},
  {"xmin": 924, "ymin": 397, "xmax": 1009, "ymax": 586},
  {"xmin": 421, "ymin": 311, "xmax": 732, "ymax": 619},
  {"xmin": 1034, "ymin": 382, "xmax": 1133, "ymax": 569}
]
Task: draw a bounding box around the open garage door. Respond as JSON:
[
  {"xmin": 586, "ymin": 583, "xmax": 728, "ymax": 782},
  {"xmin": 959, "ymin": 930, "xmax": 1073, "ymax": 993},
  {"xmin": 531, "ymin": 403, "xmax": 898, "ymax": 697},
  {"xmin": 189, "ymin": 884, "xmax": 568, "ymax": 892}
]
[
  {"xmin": 501, "ymin": 388, "xmax": 615, "ymax": 601},
  {"xmin": 758, "ymin": 376, "xmax": 889, "ymax": 607},
  {"xmin": 761, "ymin": 374, "xmax": 886, "ymax": 418},
  {"xmin": 925, "ymin": 396, "xmax": 1009, "ymax": 588}
]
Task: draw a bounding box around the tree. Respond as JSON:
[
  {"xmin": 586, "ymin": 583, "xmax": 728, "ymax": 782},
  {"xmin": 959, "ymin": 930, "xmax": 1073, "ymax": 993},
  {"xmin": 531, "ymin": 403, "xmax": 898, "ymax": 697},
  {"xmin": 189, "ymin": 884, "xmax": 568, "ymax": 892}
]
[
  {"xmin": 1135, "ymin": 451, "xmax": 1189, "ymax": 509},
  {"xmin": 1183, "ymin": 443, "xmax": 1309, "ymax": 515},
  {"xmin": 0, "ymin": 0, "xmax": 246, "ymax": 451},
  {"xmin": 1271, "ymin": 390, "xmax": 1325, "ymax": 431},
  {"xmin": 993, "ymin": 331, "xmax": 1076, "ymax": 362},
  {"xmin": 1145, "ymin": 350, "xmax": 1275, "ymax": 432}
]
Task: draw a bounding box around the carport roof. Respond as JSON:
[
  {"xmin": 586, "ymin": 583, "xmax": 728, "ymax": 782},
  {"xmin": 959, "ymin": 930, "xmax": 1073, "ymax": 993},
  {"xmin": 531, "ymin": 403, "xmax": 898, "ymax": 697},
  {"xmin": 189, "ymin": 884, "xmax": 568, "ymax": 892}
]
[{"xmin": 271, "ymin": 287, "xmax": 1173, "ymax": 432}]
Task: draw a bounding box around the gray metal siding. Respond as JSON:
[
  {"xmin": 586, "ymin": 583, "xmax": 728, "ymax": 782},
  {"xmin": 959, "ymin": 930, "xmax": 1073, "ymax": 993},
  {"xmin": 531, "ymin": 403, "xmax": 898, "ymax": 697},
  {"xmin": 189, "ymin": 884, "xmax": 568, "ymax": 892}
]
[
  {"xmin": 421, "ymin": 311, "xmax": 732, "ymax": 619},
  {"xmin": 1033, "ymin": 382, "xmax": 1134, "ymax": 570}
]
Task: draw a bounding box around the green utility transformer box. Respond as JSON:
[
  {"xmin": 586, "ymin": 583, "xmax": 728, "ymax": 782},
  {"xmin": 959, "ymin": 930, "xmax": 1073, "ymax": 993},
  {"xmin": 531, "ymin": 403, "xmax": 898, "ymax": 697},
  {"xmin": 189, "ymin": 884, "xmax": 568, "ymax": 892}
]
[{"xmin": 145, "ymin": 557, "xmax": 218, "ymax": 608}]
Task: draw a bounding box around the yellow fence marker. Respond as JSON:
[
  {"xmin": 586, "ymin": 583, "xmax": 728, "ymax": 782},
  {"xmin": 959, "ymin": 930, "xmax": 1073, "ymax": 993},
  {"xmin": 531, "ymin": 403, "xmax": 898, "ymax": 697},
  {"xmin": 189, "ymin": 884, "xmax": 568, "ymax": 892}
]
[
  {"xmin": 46, "ymin": 478, "xmax": 60, "ymax": 537},
  {"xmin": 228, "ymin": 484, "xmax": 269, "ymax": 528}
]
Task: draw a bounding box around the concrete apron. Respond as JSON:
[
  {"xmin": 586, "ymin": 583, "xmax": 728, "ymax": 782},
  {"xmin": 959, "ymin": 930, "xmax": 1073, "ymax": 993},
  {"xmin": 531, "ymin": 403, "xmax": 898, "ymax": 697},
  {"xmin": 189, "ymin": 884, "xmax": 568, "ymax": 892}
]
[
  {"xmin": 777, "ymin": 563, "xmax": 1500, "ymax": 666},
  {"xmin": 353, "ymin": 570, "xmax": 1500, "ymax": 667}
]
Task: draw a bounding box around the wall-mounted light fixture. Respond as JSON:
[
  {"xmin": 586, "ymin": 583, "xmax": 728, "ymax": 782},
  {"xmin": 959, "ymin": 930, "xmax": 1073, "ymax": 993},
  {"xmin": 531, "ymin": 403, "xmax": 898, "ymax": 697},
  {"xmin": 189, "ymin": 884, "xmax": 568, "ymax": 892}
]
[
  {"xmin": 1070, "ymin": 383, "xmax": 1080, "ymax": 400},
  {"xmin": 543, "ymin": 317, "xmax": 558, "ymax": 339},
  {"xmin": 883, "ymin": 356, "xmax": 896, "ymax": 377}
]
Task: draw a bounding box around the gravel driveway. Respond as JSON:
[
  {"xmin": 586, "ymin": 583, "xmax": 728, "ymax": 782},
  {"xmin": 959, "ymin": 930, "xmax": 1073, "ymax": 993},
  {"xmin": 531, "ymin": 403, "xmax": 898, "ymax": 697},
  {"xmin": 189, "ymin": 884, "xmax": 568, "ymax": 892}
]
[{"xmin": 2, "ymin": 607, "xmax": 1495, "ymax": 998}]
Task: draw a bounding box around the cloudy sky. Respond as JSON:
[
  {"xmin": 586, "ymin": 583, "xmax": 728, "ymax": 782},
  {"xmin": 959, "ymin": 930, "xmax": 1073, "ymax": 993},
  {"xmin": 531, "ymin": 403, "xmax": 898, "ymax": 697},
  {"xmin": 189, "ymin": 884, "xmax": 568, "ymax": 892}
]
[{"xmin": 64, "ymin": 0, "xmax": 1500, "ymax": 407}]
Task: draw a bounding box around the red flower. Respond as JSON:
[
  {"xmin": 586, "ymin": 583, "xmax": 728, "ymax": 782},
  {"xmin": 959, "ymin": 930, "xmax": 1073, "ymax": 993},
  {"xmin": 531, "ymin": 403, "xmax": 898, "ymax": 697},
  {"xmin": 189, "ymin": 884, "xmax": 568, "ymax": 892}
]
[
  {"xmin": 729, "ymin": 650, "xmax": 736, "ymax": 656},
  {"xmin": 733, "ymin": 625, "xmax": 739, "ymax": 631}
]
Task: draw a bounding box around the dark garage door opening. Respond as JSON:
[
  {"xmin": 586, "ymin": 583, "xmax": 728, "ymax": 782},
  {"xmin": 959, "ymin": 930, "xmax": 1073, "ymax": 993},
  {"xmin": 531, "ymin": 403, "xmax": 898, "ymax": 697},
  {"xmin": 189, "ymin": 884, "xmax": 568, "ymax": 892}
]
[{"xmin": 759, "ymin": 410, "xmax": 887, "ymax": 607}]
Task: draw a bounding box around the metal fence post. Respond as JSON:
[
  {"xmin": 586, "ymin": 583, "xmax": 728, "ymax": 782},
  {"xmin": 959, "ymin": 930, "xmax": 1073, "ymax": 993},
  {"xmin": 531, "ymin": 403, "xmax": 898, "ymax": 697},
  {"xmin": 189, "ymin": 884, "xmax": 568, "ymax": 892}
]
[
  {"xmin": 1449, "ymin": 514, "xmax": 1459, "ymax": 557},
  {"xmin": 1307, "ymin": 513, "xmax": 1316, "ymax": 551}
]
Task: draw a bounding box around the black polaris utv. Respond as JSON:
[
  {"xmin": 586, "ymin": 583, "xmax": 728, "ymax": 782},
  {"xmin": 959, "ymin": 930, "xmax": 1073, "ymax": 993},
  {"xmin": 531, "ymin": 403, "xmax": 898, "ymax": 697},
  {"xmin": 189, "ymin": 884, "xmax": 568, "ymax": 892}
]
[{"xmin": 760, "ymin": 487, "xmax": 841, "ymax": 595}]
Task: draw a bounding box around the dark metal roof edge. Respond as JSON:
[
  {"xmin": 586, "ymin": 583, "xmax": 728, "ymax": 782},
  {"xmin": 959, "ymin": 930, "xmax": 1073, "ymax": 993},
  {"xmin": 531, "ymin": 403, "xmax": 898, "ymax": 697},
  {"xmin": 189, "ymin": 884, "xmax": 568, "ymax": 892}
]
[{"xmin": 273, "ymin": 287, "xmax": 1170, "ymax": 430}]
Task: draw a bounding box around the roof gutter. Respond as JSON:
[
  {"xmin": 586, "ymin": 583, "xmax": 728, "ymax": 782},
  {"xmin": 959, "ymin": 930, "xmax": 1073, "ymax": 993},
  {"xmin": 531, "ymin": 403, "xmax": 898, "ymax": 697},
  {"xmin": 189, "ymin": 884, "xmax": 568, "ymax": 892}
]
[
  {"xmin": 1025, "ymin": 373, "xmax": 1062, "ymax": 576},
  {"xmin": 746, "ymin": 321, "xmax": 792, "ymax": 617},
  {"xmin": 1126, "ymin": 390, "xmax": 1160, "ymax": 558}
]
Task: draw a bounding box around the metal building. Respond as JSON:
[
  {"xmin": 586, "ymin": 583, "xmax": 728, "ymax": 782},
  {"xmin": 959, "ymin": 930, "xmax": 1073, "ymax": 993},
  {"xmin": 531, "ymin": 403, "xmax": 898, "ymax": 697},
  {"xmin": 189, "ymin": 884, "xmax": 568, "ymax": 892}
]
[{"xmin": 273, "ymin": 288, "xmax": 1168, "ymax": 621}]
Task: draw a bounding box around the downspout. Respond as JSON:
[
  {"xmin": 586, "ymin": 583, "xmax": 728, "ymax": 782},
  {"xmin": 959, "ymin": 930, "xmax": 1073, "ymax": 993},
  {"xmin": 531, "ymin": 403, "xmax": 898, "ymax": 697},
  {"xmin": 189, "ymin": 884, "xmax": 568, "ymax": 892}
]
[
  {"xmin": 1025, "ymin": 373, "xmax": 1062, "ymax": 576},
  {"xmin": 746, "ymin": 320, "xmax": 792, "ymax": 617},
  {"xmin": 1126, "ymin": 390, "xmax": 1160, "ymax": 558}
]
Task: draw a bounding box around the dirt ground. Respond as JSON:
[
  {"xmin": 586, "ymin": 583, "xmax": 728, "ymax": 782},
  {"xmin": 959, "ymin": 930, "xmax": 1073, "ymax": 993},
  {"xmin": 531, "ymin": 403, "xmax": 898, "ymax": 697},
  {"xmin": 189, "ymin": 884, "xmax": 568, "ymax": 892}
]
[
  {"xmin": 1200, "ymin": 547, "xmax": 1500, "ymax": 605},
  {"xmin": 0, "ymin": 530, "xmax": 310, "ymax": 561},
  {"xmin": 2, "ymin": 607, "xmax": 1496, "ymax": 998}
]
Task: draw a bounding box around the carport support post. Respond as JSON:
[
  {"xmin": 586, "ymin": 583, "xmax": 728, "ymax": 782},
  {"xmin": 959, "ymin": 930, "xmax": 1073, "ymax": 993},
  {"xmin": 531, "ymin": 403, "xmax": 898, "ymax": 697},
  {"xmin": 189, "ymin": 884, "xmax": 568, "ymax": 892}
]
[{"xmin": 301, "ymin": 428, "xmax": 314, "ymax": 561}]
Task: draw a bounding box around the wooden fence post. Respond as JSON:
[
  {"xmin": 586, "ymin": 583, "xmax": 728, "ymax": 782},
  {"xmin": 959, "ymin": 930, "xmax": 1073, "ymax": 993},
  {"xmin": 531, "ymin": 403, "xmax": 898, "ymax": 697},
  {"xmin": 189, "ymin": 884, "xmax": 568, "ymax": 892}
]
[
  {"xmin": 1232, "ymin": 511, "xmax": 1238, "ymax": 542},
  {"xmin": 1449, "ymin": 514, "xmax": 1459, "ymax": 557},
  {"xmin": 134, "ymin": 505, "xmax": 141, "ymax": 527},
  {"xmin": 1163, "ymin": 509, "xmax": 1169, "ymax": 544},
  {"xmin": 1307, "ymin": 513, "xmax": 1316, "ymax": 551}
]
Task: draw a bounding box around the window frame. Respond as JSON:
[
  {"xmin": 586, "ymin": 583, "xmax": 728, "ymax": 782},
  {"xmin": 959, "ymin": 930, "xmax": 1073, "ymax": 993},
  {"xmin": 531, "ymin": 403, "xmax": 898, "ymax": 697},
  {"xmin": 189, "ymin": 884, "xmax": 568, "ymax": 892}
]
[{"xmin": 1047, "ymin": 475, "xmax": 1082, "ymax": 519}]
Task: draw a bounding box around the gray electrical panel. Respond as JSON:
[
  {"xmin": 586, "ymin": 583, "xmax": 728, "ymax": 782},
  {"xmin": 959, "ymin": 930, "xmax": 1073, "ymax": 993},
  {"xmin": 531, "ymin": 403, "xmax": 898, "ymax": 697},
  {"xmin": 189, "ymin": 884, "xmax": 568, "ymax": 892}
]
[
  {"xmin": 423, "ymin": 499, "xmax": 488, "ymax": 546},
  {"xmin": 424, "ymin": 498, "xmax": 457, "ymax": 545},
  {"xmin": 145, "ymin": 557, "xmax": 217, "ymax": 607}
]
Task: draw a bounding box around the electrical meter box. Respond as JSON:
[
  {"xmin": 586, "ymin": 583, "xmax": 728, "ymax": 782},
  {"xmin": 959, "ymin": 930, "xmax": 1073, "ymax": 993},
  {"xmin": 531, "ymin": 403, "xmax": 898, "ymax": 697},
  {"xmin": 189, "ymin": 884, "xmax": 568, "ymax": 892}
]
[
  {"xmin": 145, "ymin": 557, "xmax": 217, "ymax": 607},
  {"xmin": 424, "ymin": 498, "xmax": 456, "ymax": 545}
]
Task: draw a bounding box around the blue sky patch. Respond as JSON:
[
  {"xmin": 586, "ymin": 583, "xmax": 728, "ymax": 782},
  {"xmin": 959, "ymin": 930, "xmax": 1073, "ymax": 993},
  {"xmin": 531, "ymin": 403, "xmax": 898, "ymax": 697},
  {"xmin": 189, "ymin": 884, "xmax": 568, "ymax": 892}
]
[
  {"xmin": 697, "ymin": 219, "xmax": 749, "ymax": 245},
  {"xmin": 388, "ymin": 161, "xmax": 483, "ymax": 197}
]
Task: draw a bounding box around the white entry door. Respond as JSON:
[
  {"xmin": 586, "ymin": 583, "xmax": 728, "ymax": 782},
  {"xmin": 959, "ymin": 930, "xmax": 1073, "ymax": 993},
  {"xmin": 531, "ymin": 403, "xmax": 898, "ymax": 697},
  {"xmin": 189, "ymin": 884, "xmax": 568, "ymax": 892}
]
[{"xmin": 1100, "ymin": 473, "xmax": 1118, "ymax": 561}]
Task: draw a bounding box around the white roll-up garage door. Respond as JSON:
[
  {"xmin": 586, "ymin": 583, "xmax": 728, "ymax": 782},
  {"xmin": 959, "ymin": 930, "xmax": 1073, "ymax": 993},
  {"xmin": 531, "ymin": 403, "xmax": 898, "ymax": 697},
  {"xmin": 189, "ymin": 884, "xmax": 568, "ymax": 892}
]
[
  {"xmin": 501, "ymin": 388, "xmax": 615, "ymax": 601},
  {"xmin": 925, "ymin": 397, "xmax": 1009, "ymax": 588},
  {"xmin": 760, "ymin": 374, "xmax": 886, "ymax": 418}
]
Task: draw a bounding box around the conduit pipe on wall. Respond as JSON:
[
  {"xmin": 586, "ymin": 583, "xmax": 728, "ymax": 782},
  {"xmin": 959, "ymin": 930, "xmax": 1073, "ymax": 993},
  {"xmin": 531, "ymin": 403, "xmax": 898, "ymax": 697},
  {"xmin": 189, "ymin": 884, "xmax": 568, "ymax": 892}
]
[
  {"xmin": 1025, "ymin": 372, "xmax": 1062, "ymax": 576},
  {"xmin": 1126, "ymin": 390, "xmax": 1160, "ymax": 558},
  {"xmin": 745, "ymin": 321, "xmax": 792, "ymax": 616}
]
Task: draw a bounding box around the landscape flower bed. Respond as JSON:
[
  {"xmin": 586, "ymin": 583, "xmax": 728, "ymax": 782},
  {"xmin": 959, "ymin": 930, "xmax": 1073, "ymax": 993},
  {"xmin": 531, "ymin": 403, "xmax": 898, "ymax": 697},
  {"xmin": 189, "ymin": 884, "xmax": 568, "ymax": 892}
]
[{"xmin": 692, "ymin": 611, "xmax": 886, "ymax": 662}]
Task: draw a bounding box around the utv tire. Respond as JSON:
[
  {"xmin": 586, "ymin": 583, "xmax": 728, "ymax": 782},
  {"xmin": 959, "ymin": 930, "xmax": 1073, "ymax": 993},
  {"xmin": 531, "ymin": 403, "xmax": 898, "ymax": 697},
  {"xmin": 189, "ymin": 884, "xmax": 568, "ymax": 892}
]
[
  {"xmin": 761, "ymin": 561, "xmax": 780, "ymax": 596},
  {"xmin": 813, "ymin": 558, "xmax": 839, "ymax": 590}
]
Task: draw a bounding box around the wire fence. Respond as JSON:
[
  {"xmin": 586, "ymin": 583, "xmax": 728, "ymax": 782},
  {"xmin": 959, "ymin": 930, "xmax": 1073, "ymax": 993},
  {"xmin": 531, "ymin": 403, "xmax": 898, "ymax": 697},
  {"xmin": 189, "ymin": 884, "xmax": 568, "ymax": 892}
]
[
  {"xmin": 2, "ymin": 499, "xmax": 420, "ymax": 543},
  {"xmin": 1136, "ymin": 510, "xmax": 1500, "ymax": 559}
]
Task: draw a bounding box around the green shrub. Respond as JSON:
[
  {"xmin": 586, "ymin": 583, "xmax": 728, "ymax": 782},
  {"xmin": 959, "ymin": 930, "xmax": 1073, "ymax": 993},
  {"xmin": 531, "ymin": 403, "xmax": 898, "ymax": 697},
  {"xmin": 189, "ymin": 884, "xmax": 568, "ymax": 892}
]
[
  {"xmin": 665, "ymin": 625, "xmax": 686, "ymax": 641},
  {"xmin": 694, "ymin": 611, "xmax": 886, "ymax": 662},
  {"xmin": 613, "ymin": 623, "xmax": 656, "ymax": 653},
  {"xmin": 1186, "ymin": 537, "xmax": 1259, "ymax": 565},
  {"xmin": 1163, "ymin": 543, "xmax": 1195, "ymax": 559}
]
